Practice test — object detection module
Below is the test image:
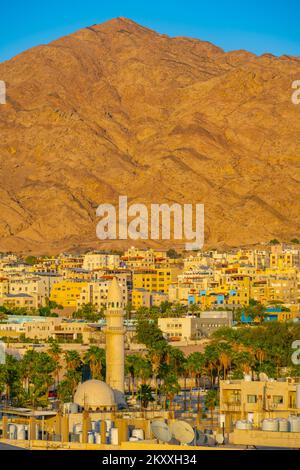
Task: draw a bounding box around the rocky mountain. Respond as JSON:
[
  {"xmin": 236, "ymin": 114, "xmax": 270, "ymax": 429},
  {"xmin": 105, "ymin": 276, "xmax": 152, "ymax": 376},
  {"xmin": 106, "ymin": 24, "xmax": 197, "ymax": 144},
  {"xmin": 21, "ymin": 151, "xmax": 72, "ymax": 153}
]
[{"xmin": 0, "ymin": 17, "xmax": 299, "ymax": 253}]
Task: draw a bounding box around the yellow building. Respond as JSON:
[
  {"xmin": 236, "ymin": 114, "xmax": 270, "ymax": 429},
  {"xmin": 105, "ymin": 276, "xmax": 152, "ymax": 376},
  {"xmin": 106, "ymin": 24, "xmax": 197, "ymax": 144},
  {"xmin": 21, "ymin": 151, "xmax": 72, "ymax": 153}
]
[
  {"xmin": 50, "ymin": 280, "xmax": 87, "ymax": 308},
  {"xmin": 131, "ymin": 288, "xmax": 168, "ymax": 308},
  {"xmin": 133, "ymin": 267, "xmax": 179, "ymax": 294}
]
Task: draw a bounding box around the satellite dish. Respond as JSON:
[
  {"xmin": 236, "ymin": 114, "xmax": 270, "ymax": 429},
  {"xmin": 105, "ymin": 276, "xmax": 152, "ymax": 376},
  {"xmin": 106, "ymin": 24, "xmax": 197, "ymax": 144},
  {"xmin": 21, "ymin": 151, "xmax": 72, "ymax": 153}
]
[
  {"xmin": 171, "ymin": 420, "xmax": 195, "ymax": 445},
  {"xmin": 259, "ymin": 372, "xmax": 269, "ymax": 382},
  {"xmin": 151, "ymin": 420, "xmax": 172, "ymax": 443}
]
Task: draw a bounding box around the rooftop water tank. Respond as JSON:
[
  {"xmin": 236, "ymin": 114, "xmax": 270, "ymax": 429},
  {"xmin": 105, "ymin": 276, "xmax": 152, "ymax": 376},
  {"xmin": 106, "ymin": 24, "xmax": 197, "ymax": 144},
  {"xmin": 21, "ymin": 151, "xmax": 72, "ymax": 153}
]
[
  {"xmin": 8, "ymin": 424, "xmax": 17, "ymax": 440},
  {"xmin": 278, "ymin": 419, "xmax": 289, "ymax": 432},
  {"xmin": 110, "ymin": 428, "xmax": 119, "ymax": 446},
  {"xmin": 235, "ymin": 420, "xmax": 253, "ymax": 430},
  {"xmin": 73, "ymin": 423, "xmax": 82, "ymax": 434},
  {"xmin": 262, "ymin": 419, "xmax": 279, "ymax": 432},
  {"xmin": 16, "ymin": 424, "xmax": 26, "ymax": 440},
  {"xmin": 289, "ymin": 415, "xmax": 300, "ymax": 432},
  {"xmin": 63, "ymin": 402, "xmax": 79, "ymax": 414},
  {"xmin": 105, "ymin": 419, "xmax": 113, "ymax": 431}
]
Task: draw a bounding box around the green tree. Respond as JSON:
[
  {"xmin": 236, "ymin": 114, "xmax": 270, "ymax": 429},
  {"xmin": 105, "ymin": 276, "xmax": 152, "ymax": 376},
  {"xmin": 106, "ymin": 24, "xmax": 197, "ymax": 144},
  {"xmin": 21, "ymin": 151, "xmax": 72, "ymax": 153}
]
[
  {"xmin": 166, "ymin": 249, "xmax": 181, "ymax": 259},
  {"xmin": 137, "ymin": 384, "xmax": 154, "ymax": 409},
  {"xmin": 204, "ymin": 389, "xmax": 219, "ymax": 420},
  {"xmin": 25, "ymin": 256, "xmax": 37, "ymax": 266},
  {"xmin": 73, "ymin": 303, "xmax": 103, "ymax": 322},
  {"xmin": 84, "ymin": 346, "xmax": 105, "ymax": 380},
  {"xmin": 47, "ymin": 339, "xmax": 62, "ymax": 386}
]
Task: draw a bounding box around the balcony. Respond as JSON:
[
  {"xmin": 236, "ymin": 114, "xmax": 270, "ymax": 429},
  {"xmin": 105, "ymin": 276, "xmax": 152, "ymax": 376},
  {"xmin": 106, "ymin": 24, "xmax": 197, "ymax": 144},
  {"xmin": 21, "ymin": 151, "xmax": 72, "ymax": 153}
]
[{"xmin": 221, "ymin": 401, "xmax": 241, "ymax": 412}]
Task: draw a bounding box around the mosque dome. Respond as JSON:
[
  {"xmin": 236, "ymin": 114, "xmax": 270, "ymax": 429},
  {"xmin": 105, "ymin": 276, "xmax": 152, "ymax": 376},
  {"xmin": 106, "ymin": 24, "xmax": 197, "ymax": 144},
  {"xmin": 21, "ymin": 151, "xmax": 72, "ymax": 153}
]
[
  {"xmin": 73, "ymin": 379, "xmax": 116, "ymax": 411},
  {"xmin": 107, "ymin": 277, "xmax": 123, "ymax": 307}
]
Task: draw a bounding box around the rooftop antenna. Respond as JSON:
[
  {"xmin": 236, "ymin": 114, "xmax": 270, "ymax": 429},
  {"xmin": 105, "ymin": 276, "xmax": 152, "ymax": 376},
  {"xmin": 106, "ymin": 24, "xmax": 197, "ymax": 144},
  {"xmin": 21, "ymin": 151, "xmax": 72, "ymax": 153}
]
[{"xmin": 151, "ymin": 420, "xmax": 172, "ymax": 443}]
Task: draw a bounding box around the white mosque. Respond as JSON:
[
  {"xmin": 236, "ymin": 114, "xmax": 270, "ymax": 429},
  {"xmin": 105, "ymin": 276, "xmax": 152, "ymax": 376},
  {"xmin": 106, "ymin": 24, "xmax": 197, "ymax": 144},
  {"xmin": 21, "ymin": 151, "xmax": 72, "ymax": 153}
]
[{"xmin": 73, "ymin": 277, "xmax": 126, "ymax": 411}]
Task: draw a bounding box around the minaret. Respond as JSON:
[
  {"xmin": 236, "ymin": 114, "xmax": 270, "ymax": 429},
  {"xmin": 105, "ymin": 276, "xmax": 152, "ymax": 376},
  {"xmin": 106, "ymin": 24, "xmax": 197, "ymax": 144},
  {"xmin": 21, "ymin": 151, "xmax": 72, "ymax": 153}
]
[{"xmin": 104, "ymin": 277, "xmax": 125, "ymax": 394}]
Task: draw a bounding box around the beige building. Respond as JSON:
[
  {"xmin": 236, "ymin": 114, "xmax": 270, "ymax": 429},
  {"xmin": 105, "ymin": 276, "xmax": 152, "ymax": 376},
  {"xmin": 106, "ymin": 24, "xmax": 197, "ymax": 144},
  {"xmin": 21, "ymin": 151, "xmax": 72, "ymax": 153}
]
[
  {"xmin": 77, "ymin": 274, "xmax": 129, "ymax": 310},
  {"xmin": 158, "ymin": 311, "xmax": 232, "ymax": 341},
  {"xmin": 0, "ymin": 293, "xmax": 38, "ymax": 309},
  {"xmin": 82, "ymin": 253, "xmax": 120, "ymax": 271},
  {"xmin": 220, "ymin": 377, "xmax": 300, "ymax": 430},
  {"xmin": 8, "ymin": 274, "xmax": 61, "ymax": 306},
  {"xmin": 25, "ymin": 319, "xmax": 94, "ymax": 343}
]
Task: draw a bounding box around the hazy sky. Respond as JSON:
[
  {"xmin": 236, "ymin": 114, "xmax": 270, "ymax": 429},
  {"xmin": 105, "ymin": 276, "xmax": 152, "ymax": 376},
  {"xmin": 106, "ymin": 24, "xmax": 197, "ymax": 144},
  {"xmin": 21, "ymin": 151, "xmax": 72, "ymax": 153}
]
[{"xmin": 1, "ymin": 0, "xmax": 300, "ymax": 62}]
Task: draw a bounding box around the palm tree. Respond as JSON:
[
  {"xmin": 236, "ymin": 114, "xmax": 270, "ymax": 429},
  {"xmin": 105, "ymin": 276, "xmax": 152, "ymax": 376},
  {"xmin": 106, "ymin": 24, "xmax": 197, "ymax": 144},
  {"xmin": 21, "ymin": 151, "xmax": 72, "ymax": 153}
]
[
  {"xmin": 84, "ymin": 346, "xmax": 105, "ymax": 380},
  {"xmin": 255, "ymin": 347, "xmax": 266, "ymax": 367},
  {"xmin": 219, "ymin": 350, "xmax": 232, "ymax": 380},
  {"xmin": 47, "ymin": 340, "xmax": 62, "ymax": 387},
  {"xmin": 125, "ymin": 354, "xmax": 138, "ymax": 396},
  {"xmin": 186, "ymin": 352, "xmax": 206, "ymax": 411},
  {"xmin": 188, "ymin": 303, "xmax": 201, "ymax": 317},
  {"xmin": 204, "ymin": 389, "xmax": 219, "ymax": 421},
  {"xmin": 64, "ymin": 350, "xmax": 82, "ymax": 371},
  {"xmin": 134, "ymin": 356, "xmax": 152, "ymax": 386},
  {"xmin": 148, "ymin": 341, "xmax": 168, "ymax": 399},
  {"xmin": 137, "ymin": 384, "xmax": 154, "ymax": 410},
  {"xmin": 160, "ymin": 373, "xmax": 180, "ymax": 416}
]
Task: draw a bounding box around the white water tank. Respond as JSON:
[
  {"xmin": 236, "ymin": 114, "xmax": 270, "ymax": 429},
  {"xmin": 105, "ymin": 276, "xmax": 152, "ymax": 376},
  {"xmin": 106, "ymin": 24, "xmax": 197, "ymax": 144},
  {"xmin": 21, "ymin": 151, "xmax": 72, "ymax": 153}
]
[
  {"xmin": 88, "ymin": 432, "xmax": 95, "ymax": 444},
  {"xmin": 110, "ymin": 428, "xmax": 119, "ymax": 445},
  {"xmin": 63, "ymin": 402, "xmax": 79, "ymax": 414},
  {"xmin": 73, "ymin": 423, "xmax": 82, "ymax": 433},
  {"xmin": 235, "ymin": 420, "xmax": 253, "ymax": 430},
  {"xmin": 278, "ymin": 419, "xmax": 289, "ymax": 432},
  {"xmin": 132, "ymin": 429, "xmax": 144, "ymax": 440},
  {"xmin": 296, "ymin": 385, "xmax": 300, "ymax": 409},
  {"xmin": 16, "ymin": 424, "xmax": 26, "ymax": 440},
  {"xmin": 8, "ymin": 424, "xmax": 17, "ymax": 440},
  {"xmin": 105, "ymin": 419, "xmax": 113, "ymax": 431},
  {"xmin": 289, "ymin": 416, "xmax": 300, "ymax": 432},
  {"xmin": 219, "ymin": 414, "xmax": 226, "ymax": 427},
  {"xmin": 262, "ymin": 419, "xmax": 279, "ymax": 432}
]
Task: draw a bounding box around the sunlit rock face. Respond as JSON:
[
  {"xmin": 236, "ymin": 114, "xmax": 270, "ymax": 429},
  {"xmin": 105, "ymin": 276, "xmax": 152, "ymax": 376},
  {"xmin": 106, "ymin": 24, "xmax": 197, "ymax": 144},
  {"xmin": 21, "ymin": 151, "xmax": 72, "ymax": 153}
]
[{"xmin": 0, "ymin": 17, "xmax": 299, "ymax": 253}]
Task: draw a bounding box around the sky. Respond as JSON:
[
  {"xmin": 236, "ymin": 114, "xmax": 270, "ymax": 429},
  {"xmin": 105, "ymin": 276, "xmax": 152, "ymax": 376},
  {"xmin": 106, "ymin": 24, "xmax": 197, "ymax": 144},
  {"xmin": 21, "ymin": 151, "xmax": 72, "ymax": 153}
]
[{"xmin": 1, "ymin": 0, "xmax": 300, "ymax": 63}]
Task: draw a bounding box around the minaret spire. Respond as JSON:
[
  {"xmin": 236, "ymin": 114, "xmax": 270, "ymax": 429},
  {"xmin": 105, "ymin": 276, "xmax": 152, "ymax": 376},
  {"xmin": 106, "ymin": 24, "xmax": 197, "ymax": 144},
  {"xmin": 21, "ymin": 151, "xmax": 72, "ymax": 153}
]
[{"xmin": 104, "ymin": 277, "xmax": 125, "ymax": 395}]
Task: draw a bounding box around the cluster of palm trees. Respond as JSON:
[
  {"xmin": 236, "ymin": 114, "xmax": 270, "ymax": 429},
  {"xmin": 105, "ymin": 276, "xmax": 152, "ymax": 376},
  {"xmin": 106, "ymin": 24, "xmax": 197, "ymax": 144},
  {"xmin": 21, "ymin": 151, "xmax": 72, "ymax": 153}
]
[
  {"xmin": 2, "ymin": 317, "xmax": 300, "ymax": 416},
  {"xmin": 0, "ymin": 342, "xmax": 106, "ymax": 407}
]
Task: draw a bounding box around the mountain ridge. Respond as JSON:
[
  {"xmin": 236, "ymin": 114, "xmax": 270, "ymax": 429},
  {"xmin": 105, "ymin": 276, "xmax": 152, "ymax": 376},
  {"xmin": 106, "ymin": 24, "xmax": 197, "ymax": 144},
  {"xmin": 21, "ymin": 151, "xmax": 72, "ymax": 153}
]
[{"xmin": 0, "ymin": 17, "xmax": 299, "ymax": 254}]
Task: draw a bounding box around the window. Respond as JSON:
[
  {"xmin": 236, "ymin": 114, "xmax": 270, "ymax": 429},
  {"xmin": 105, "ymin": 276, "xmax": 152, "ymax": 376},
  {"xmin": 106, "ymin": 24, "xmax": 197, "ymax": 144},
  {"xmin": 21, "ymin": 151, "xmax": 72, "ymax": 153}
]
[
  {"xmin": 273, "ymin": 395, "xmax": 284, "ymax": 405},
  {"xmin": 247, "ymin": 394, "xmax": 257, "ymax": 404}
]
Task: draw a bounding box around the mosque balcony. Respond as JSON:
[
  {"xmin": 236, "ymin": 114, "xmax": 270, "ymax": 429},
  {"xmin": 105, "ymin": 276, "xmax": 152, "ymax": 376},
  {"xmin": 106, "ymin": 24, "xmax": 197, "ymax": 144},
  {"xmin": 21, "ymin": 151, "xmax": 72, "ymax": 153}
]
[{"xmin": 103, "ymin": 326, "xmax": 126, "ymax": 334}]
